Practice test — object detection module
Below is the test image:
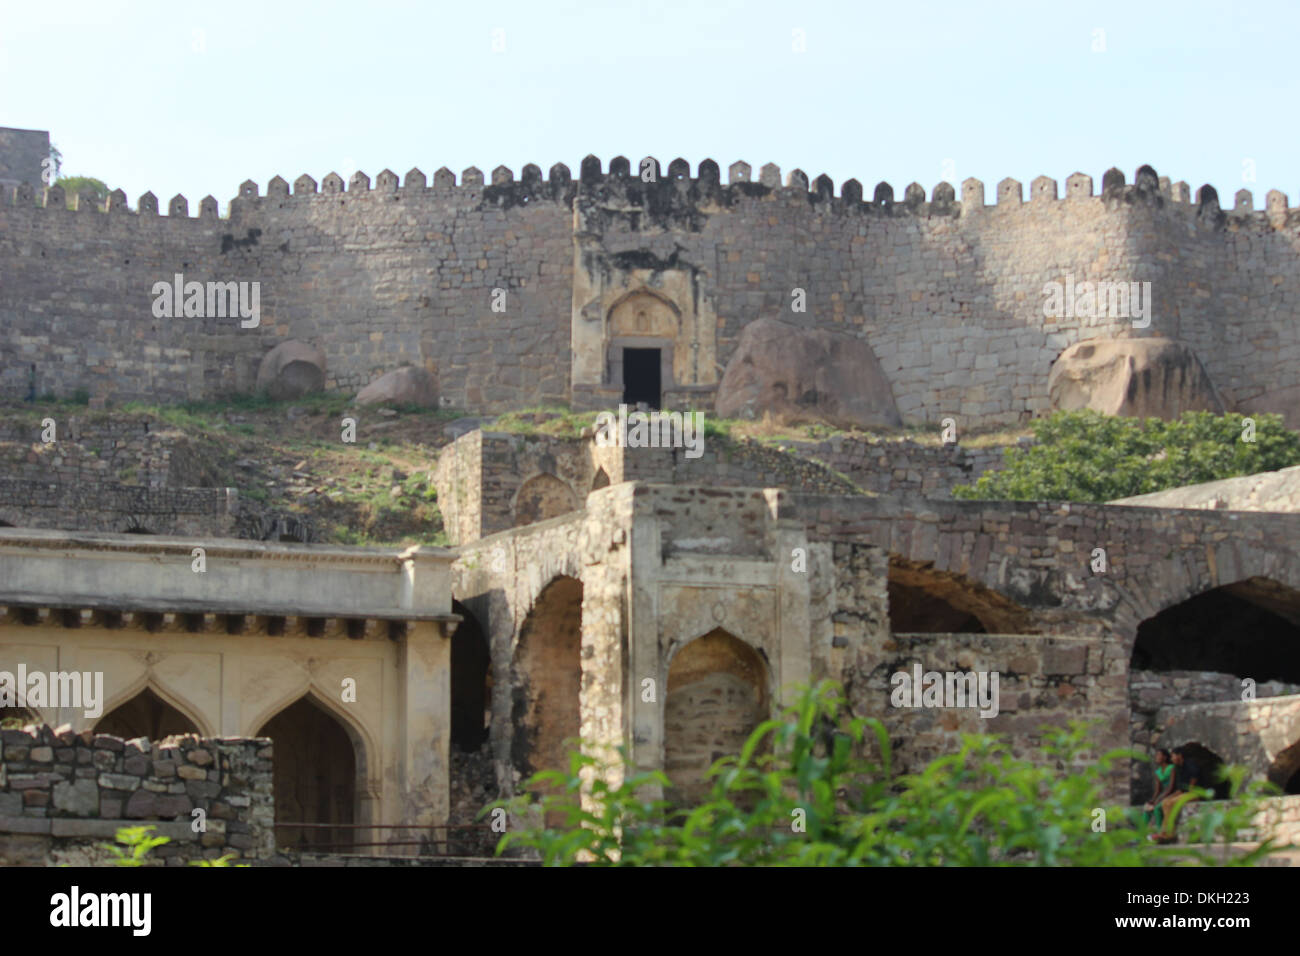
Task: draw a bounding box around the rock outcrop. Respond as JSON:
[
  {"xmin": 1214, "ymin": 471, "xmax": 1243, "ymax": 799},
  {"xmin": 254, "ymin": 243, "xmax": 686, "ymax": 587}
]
[
  {"xmin": 355, "ymin": 366, "xmax": 439, "ymax": 408},
  {"xmin": 716, "ymin": 317, "xmax": 901, "ymax": 430},
  {"xmin": 1048, "ymin": 337, "xmax": 1223, "ymax": 419}
]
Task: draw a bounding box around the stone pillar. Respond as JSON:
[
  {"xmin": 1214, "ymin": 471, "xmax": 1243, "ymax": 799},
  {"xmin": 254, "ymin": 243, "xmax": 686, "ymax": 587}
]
[
  {"xmin": 396, "ymin": 620, "xmax": 450, "ymax": 853},
  {"xmin": 772, "ymin": 519, "xmax": 813, "ymax": 707}
]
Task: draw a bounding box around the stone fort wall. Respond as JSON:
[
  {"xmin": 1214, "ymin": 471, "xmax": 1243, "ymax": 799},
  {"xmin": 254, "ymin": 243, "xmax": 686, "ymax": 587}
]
[{"xmin": 4, "ymin": 159, "xmax": 1300, "ymax": 428}]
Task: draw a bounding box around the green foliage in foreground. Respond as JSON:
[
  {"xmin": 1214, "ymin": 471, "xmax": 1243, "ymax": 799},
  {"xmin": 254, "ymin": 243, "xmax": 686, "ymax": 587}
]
[
  {"xmin": 490, "ymin": 683, "xmax": 1280, "ymax": 866},
  {"xmin": 101, "ymin": 825, "xmax": 246, "ymax": 867},
  {"xmin": 953, "ymin": 410, "xmax": 1300, "ymax": 502}
]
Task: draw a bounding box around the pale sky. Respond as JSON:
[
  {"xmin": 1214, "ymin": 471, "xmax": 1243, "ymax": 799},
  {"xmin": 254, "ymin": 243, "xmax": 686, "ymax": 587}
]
[{"xmin": 1, "ymin": 0, "xmax": 1294, "ymax": 207}]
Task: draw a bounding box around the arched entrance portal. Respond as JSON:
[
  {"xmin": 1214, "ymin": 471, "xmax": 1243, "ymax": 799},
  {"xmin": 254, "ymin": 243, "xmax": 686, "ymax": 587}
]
[
  {"xmin": 664, "ymin": 628, "xmax": 769, "ymax": 806},
  {"xmin": 95, "ymin": 687, "xmax": 200, "ymax": 740},
  {"xmin": 257, "ymin": 696, "xmax": 358, "ymax": 851},
  {"xmin": 511, "ymin": 577, "xmax": 582, "ymax": 794}
]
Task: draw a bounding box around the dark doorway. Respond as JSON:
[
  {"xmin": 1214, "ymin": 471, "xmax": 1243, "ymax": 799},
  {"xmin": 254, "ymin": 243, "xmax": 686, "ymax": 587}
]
[
  {"xmin": 451, "ymin": 600, "xmax": 491, "ymax": 753},
  {"xmin": 623, "ymin": 348, "xmax": 661, "ymax": 408},
  {"xmin": 258, "ymin": 696, "xmax": 357, "ymax": 851}
]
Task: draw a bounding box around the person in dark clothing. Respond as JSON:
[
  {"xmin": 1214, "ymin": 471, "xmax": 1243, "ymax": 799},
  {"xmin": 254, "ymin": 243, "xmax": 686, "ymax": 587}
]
[{"xmin": 1154, "ymin": 746, "xmax": 1204, "ymax": 843}]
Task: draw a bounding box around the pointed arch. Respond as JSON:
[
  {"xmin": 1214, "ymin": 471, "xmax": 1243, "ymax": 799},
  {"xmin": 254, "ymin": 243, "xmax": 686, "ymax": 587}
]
[
  {"xmin": 664, "ymin": 627, "xmax": 771, "ymax": 806},
  {"xmin": 243, "ymin": 681, "xmax": 375, "ymax": 772},
  {"xmin": 254, "ymin": 688, "xmax": 370, "ymax": 851},
  {"xmin": 95, "ymin": 677, "xmax": 213, "ymax": 738},
  {"xmin": 512, "ymin": 473, "xmax": 579, "ymax": 527}
]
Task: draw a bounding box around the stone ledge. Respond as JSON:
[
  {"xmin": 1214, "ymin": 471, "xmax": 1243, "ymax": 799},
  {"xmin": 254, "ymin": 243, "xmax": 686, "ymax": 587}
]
[
  {"xmin": 0, "ymin": 816, "xmax": 51, "ymax": 834},
  {"xmin": 0, "ymin": 816, "xmax": 199, "ymax": 840}
]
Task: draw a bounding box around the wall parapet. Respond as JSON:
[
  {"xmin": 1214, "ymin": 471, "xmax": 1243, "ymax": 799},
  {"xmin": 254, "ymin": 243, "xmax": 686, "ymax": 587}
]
[{"xmin": 5, "ymin": 160, "xmax": 1291, "ymax": 230}]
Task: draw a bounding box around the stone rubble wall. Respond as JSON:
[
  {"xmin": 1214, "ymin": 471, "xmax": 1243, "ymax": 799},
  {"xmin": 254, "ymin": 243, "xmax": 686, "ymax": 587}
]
[
  {"xmin": 1180, "ymin": 794, "xmax": 1300, "ymax": 847},
  {"xmin": 0, "ymin": 724, "xmax": 274, "ymax": 865},
  {"xmin": 852, "ymin": 630, "xmax": 1128, "ymax": 796}
]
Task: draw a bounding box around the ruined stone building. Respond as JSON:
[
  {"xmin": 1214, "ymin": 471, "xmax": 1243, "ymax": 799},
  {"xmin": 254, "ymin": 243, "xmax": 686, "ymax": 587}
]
[{"xmin": 2, "ymin": 150, "xmax": 1300, "ymax": 861}]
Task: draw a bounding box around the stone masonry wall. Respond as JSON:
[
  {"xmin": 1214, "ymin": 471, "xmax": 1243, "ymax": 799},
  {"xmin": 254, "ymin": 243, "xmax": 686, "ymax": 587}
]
[
  {"xmin": 0, "ymin": 416, "xmax": 218, "ymax": 490},
  {"xmin": 851, "ymin": 631, "xmax": 1127, "ymax": 796},
  {"xmin": 0, "ymin": 724, "xmax": 274, "ymax": 865},
  {"xmin": 772, "ymin": 436, "xmax": 1011, "ymax": 498},
  {"xmin": 6, "ymin": 162, "xmax": 1300, "ymax": 428}
]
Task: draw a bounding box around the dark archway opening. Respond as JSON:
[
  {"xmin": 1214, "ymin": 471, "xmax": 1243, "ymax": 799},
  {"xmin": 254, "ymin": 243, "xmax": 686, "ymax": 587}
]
[
  {"xmin": 1268, "ymin": 739, "xmax": 1300, "ymax": 795},
  {"xmin": 1178, "ymin": 742, "xmax": 1231, "ymax": 801},
  {"xmin": 511, "ymin": 577, "xmax": 582, "ymax": 825},
  {"xmin": 95, "ymin": 687, "xmax": 200, "ymax": 740},
  {"xmin": 887, "ymin": 559, "xmax": 1030, "ymax": 634},
  {"xmin": 623, "ymin": 347, "xmax": 661, "ymax": 408},
  {"xmin": 1132, "ymin": 580, "xmax": 1300, "ymax": 683},
  {"xmin": 257, "ymin": 697, "xmax": 357, "ymax": 851},
  {"xmin": 451, "ymin": 600, "xmax": 490, "ymax": 753},
  {"xmin": 592, "ymin": 467, "xmax": 610, "ymax": 490},
  {"xmin": 889, "ymin": 580, "xmax": 986, "ymax": 633}
]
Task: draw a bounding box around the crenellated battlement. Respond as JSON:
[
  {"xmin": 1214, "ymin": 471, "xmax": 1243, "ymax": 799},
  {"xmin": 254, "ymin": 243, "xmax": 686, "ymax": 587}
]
[
  {"xmin": 2, "ymin": 158, "xmax": 1295, "ymax": 231},
  {"xmin": 6, "ymin": 152, "xmax": 1300, "ymax": 431}
]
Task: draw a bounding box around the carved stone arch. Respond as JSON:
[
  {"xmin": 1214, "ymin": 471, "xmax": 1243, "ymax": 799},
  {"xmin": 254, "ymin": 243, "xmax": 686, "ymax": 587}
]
[
  {"xmin": 663, "ymin": 627, "xmax": 772, "ymax": 805},
  {"xmin": 606, "ymin": 288, "xmax": 682, "ymax": 339},
  {"xmin": 511, "ymin": 472, "xmax": 579, "ymax": 527},
  {"xmin": 95, "ymin": 675, "xmax": 214, "ymax": 738}
]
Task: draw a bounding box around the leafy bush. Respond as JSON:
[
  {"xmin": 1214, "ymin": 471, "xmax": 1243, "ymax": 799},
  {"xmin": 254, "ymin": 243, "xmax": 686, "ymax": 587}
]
[
  {"xmin": 490, "ymin": 682, "xmax": 1279, "ymax": 866},
  {"xmin": 55, "ymin": 175, "xmax": 109, "ymax": 209},
  {"xmin": 953, "ymin": 410, "xmax": 1300, "ymax": 502},
  {"xmin": 101, "ymin": 825, "xmax": 248, "ymax": 866}
]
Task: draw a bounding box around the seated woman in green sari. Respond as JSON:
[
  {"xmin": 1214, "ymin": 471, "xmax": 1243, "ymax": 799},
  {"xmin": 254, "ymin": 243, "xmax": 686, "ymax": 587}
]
[{"xmin": 1143, "ymin": 748, "xmax": 1174, "ymax": 833}]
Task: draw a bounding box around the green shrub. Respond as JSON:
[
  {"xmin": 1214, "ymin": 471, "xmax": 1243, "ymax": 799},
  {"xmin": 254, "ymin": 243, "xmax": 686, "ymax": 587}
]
[
  {"xmin": 491, "ymin": 682, "xmax": 1279, "ymax": 866},
  {"xmin": 953, "ymin": 410, "xmax": 1300, "ymax": 502}
]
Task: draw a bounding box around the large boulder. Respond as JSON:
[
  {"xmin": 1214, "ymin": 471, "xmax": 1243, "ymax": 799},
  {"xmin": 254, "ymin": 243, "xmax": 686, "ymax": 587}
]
[
  {"xmin": 716, "ymin": 318, "xmax": 901, "ymax": 430},
  {"xmin": 255, "ymin": 340, "xmax": 326, "ymax": 401},
  {"xmin": 1048, "ymin": 337, "xmax": 1223, "ymax": 419},
  {"xmin": 355, "ymin": 366, "xmax": 439, "ymax": 407}
]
